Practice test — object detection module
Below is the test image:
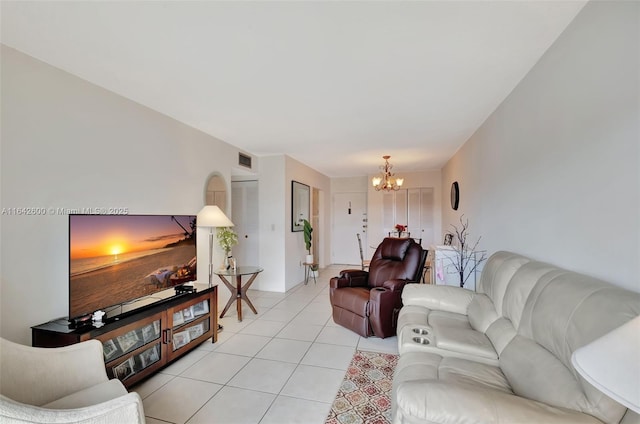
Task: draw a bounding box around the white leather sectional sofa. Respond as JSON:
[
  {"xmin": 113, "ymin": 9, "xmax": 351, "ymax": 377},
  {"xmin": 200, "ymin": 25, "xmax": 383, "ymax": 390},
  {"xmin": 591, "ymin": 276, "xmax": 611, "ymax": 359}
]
[{"xmin": 393, "ymin": 251, "xmax": 640, "ymax": 424}]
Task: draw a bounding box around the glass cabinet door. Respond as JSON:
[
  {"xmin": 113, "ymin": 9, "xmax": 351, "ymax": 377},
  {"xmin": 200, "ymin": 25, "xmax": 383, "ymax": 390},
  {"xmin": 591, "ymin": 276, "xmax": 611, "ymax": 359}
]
[
  {"xmin": 111, "ymin": 341, "xmax": 162, "ymax": 381},
  {"xmin": 97, "ymin": 312, "xmax": 164, "ymax": 383},
  {"xmin": 169, "ymin": 297, "xmax": 212, "ymax": 356}
]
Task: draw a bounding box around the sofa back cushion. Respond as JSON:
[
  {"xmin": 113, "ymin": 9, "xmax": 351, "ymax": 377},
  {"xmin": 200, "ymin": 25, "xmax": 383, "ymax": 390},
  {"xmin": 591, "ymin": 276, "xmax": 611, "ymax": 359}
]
[
  {"xmin": 501, "ymin": 261, "xmax": 566, "ymax": 332},
  {"xmin": 468, "ymin": 252, "xmax": 530, "ymax": 333},
  {"xmin": 483, "ymin": 261, "xmax": 565, "ymax": 356},
  {"xmin": 476, "ymin": 252, "xmax": 530, "ymax": 316},
  {"xmin": 467, "ymin": 294, "xmax": 497, "ymax": 333},
  {"xmin": 500, "ymin": 270, "xmax": 640, "ymax": 424}
]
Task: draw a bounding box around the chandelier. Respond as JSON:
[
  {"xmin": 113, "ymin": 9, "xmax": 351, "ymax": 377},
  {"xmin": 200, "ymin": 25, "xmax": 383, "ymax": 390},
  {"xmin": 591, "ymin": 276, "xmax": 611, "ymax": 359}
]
[{"xmin": 372, "ymin": 155, "xmax": 404, "ymax": 191}]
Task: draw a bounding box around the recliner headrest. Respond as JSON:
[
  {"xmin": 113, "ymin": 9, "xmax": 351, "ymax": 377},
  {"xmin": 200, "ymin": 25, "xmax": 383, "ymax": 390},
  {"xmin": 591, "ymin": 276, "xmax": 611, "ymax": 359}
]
[{"xmin": 380, "ymin": 238, "xmax": 412, "ymax": 261}]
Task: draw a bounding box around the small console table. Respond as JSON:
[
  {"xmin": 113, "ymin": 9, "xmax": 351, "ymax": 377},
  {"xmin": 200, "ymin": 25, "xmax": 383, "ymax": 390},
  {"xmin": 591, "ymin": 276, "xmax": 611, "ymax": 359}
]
[
  {"xmin": 302, "ymin": 262, "xmax": 318, "ymax": 285},
  {"xmin": 32, "ymin": 284, "xmax": 217, "ymax": 388},
  {"xmin": 214, "ymin": 266, "xmax": 263, "ymax": 322}
]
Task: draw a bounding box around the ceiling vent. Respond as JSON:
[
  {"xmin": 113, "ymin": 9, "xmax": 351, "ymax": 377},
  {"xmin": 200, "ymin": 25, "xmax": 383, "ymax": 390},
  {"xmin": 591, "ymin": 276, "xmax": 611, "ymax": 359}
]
[{"xmin": 238, "ymin": 153, "xmax": 252, "ymax": 169}]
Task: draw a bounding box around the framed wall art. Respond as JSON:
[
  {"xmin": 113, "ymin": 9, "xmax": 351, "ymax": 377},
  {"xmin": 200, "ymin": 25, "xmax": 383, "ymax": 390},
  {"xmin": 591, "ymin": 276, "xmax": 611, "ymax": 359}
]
[{"xmin": 291, "ymin": 180, "xmax": 310, "ymax": 232}]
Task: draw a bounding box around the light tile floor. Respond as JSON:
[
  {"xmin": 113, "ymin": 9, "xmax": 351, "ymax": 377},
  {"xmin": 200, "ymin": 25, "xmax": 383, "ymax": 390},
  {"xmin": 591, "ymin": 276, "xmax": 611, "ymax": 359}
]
[{"xmin": 132, "ymin": 265, "xmax": 399, "ymax": 424}]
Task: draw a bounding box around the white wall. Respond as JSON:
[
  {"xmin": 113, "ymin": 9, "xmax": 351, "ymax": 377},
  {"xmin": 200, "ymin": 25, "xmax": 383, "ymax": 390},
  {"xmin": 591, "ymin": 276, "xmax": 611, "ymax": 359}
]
[
  {"xmin": 255, "ymin": 155, "xmax": 286, "ymax": 292},
  {"xmin": 331, "ymin": 177, "xmax": 369, "ymax": 194},
  {"xmin": 251, "ymin": 154, "xmax": 331, "ymax": 293},
  {"xmin": 284, "ymin": 156, "xmax": 331, "ymax": 291},
  {"xmin": 441, "ymin": 1, "xmax": 639, "ymax": 291},
  {"xmin": 0, "ymin": 46, "xmax": 244, "ymax": 343}
]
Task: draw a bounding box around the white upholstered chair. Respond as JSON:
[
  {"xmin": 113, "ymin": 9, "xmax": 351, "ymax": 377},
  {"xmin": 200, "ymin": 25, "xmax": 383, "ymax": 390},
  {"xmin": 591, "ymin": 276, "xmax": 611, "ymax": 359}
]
[{"xmin": 0, "ymin": 337, "xmax": 145, "ymax": 424}]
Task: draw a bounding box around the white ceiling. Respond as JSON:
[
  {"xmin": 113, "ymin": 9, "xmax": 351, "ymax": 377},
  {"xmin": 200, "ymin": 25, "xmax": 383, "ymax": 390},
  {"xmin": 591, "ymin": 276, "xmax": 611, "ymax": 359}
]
[{"xmin": 1, "ymin": 1, "xmax": 586, "ymax": 178}]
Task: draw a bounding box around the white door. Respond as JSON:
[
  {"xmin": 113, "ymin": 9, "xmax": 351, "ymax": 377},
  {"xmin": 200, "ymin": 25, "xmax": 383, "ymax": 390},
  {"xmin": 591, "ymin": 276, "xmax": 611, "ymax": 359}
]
[
  {"xmin": 332, "ymin": 193, "xmax": 367, "ymax": 265},
  {"xmin": 381, "ymin": 190, "xmax": 410, "ymax": 237},
  {"xmin": 231, "ymin": 180, "xmax": 259, "ymax": 266},
  {"xmin": 407, "ymin": 188, "xmax": 435, "ymax": 247},
  {"xmin": 420, "ymin": 188, "xmax": 435, "ymax": 247}
]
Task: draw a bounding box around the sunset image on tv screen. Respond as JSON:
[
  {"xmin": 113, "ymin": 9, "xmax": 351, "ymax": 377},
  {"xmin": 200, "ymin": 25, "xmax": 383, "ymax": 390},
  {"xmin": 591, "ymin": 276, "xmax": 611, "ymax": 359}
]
[{"xmin": 69, "ymin": 215, "xmax": 197, "ymax": 319}]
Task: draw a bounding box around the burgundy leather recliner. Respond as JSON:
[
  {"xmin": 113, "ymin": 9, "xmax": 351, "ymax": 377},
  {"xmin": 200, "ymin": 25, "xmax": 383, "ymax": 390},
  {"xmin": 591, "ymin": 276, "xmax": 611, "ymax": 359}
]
[{"xmin": 329, "ymin": 237, "xmax": 427, "ymax": 338}]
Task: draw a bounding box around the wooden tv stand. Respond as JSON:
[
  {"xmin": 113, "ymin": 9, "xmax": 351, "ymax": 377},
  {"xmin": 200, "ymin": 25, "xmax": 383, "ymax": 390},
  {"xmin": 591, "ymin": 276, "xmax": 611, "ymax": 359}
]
[{"xmin": 32, "ymin": 284, "xmax": 217, "ymax": 388}]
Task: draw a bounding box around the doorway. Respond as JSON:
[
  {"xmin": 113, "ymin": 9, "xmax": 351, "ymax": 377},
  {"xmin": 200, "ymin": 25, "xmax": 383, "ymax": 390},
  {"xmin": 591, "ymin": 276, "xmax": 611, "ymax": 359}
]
[
  {"xmin": 332, "ymin": 192, "xmax": 367, "ymax": 265},
  {"xmin": 231, "ymin": 180, "xmax": 259, "ymax": 267}
]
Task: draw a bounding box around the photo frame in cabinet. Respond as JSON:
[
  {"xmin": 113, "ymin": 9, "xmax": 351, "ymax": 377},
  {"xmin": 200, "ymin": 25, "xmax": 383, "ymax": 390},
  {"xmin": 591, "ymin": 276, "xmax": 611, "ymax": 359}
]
[
  {"xmin": 113, "ymin": 357, "xmax": 135, "ymax": 380},
  {"xmin": 193, "ymin": 300, "xmax": 209, "ymax": 316},
  {"xmin": 291, "ymin": 181, "xmax": 310, "ymax": 232},
  {"xmin": 142, "ymin": 324, "xmax": 156, "ymax": 344},
  {"xmin": 116, "ymin": 331, "xmax": 139, "ymax": 353},
  {"xmin": 173, "ymin": 331, "xmax": 191, "ymax": 349},
  {"xmin": 182, "ymin": 306, "xmax": 194, "ymax": 321},
  {"xmin": 188, "ymin": 322, "xmax": 205, "ymax": 339},
  {"xmin": 103, "ymin": 339, "xmax": 118, "ymax": 360},
  {"xmin": 139, "ymin": 345, "xmax": 160, "ymax": 368},
  {"xmin": 173, "ymin": 310, "xmax": 184, "ymax": 326}
]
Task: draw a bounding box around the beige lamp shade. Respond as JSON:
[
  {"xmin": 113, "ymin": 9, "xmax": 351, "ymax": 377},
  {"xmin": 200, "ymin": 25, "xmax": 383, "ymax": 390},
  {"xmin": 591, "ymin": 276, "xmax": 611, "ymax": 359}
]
[
  {"xmin": 197, "ymin": 205, "xmax": 234, "ymax": 228},
  {"xmin": 571, "ymin": 315, "xmax": 640, "ymax": 413}
]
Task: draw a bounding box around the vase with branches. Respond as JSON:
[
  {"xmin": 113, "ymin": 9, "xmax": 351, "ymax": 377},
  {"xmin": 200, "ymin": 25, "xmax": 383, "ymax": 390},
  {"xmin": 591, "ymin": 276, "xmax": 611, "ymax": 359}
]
[{"xmin": 447, "ymin": 215, "xmax": 487, "ymax": 288}]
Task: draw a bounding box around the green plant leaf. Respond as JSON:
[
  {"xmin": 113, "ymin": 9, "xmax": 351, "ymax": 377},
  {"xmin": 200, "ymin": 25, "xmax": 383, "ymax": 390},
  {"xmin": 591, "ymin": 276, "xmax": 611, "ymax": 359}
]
[
  {"xmin": 216, "ymin": 227, "xmax": 238, "ymax": 253},
  {"xmin": 303, "ymin": 219, "xmax": 313, "ymax": 254}
]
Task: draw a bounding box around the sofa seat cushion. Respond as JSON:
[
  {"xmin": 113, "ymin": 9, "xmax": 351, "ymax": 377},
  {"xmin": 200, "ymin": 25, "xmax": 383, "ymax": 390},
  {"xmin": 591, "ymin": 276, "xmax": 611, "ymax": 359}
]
[
  {"xmin": 433, "ymin": 326, "xmax": 497, "ymax": 360},
  {"xmin": 397, "ymin": 307, "xmax": 471, "ymax": 337},
  {"xmin": 427, "ymin": 310, "xmax": 471, "ymax": 329},
  {"xmin": 397, "ymin": 305, "xmax": 470, "ymax": 334},
  {"xmin": 394, "ymin": 352, "xmax": 511, "ymax": 399},
  {"xmin": 392, "ymin": 352, "xmax": 603, "ymax": 424},
  {"xmin": 397, "ymin": 306, "xmax": 498, "ymax": 363},
  {"xmin": 43, "ymin": 379, "xmax": 128, "ymax": 410},
  {"xmin": 331, "ymin": 287, "xmax": 370, "ymax": 317}
]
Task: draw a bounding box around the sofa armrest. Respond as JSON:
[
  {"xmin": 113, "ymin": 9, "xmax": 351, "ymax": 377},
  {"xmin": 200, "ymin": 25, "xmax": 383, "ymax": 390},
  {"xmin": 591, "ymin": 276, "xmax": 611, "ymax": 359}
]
[
  {"xmin": 395, "ymin": 381, "xmax": 602, "ymax": 424},
  {"xmin": 1, "ymin": 338, "xmax": 108, "ymax": 406},
  {"xmin": 369, "ymin": 286, "xmax": 404, "ymax": 338},
  {"xmin": 330, "ymin": 270, "xmax": 369, "ymax": 289},
  {"xmin": 382, "ymin": 279, "xmax": 408, "ymax": 292},
  {"xmin": 401, "ymin": 284, "xmax": 475, "ymax": 316},
  {"xmin": 0, "ymin": 393, "xmax": 146, "ymax": 424}
]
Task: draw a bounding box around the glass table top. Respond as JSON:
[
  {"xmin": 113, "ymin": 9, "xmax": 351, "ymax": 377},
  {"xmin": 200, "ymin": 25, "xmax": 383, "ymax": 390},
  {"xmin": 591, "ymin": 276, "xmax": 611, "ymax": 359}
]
[{"xmin": 213, "ymin": 266, "xmax": 263, "ymax": 277}]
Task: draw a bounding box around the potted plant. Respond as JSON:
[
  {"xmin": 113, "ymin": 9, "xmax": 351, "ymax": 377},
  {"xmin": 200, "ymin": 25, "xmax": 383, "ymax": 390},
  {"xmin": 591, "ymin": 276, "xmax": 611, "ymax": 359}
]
[
  {"xmin": 303, "ymin": 219, "xmax": 314, "ymax": 264},
  {"xmin": 216, "ymin": 226, "xmax": 238, "ymax": 270}
]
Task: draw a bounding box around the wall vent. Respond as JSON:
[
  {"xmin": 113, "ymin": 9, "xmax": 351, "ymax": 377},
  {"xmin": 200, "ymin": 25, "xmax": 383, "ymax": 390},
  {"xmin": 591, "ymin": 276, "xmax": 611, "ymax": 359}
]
[{"xmin": 238, "ymin": 153, "xmax": 252, "ymax": 169}]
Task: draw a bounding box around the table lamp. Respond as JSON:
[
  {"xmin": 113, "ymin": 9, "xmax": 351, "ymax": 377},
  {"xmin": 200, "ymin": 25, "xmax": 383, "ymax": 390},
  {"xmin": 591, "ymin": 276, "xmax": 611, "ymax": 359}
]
[
  {"xmin": 197, "ymin": 205, "xmax": 234, "ymax": 288},
  {"xmin": 571, "ymin": 315, "xmax": 640, "ymax": 413}
]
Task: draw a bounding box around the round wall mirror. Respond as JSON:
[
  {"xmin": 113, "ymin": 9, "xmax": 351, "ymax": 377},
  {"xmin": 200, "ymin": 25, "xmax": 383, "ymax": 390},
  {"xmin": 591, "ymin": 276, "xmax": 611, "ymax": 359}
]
[{"xmin": 451, "ymin": 181, "xmax": 460, "ymax": 210}]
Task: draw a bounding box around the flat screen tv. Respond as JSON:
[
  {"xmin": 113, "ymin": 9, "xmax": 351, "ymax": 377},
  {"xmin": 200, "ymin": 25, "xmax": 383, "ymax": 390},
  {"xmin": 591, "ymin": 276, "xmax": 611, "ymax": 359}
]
[{"xmin": 69, "ymin": 214, "xmax": 197, "ymax": 321}]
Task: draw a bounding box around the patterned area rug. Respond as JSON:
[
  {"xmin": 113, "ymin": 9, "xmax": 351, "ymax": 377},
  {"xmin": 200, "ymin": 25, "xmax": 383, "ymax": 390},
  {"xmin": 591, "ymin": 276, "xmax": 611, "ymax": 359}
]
[{"xmin": 325, "ymin": 350, "xmax": 399, "ymax": 424}]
